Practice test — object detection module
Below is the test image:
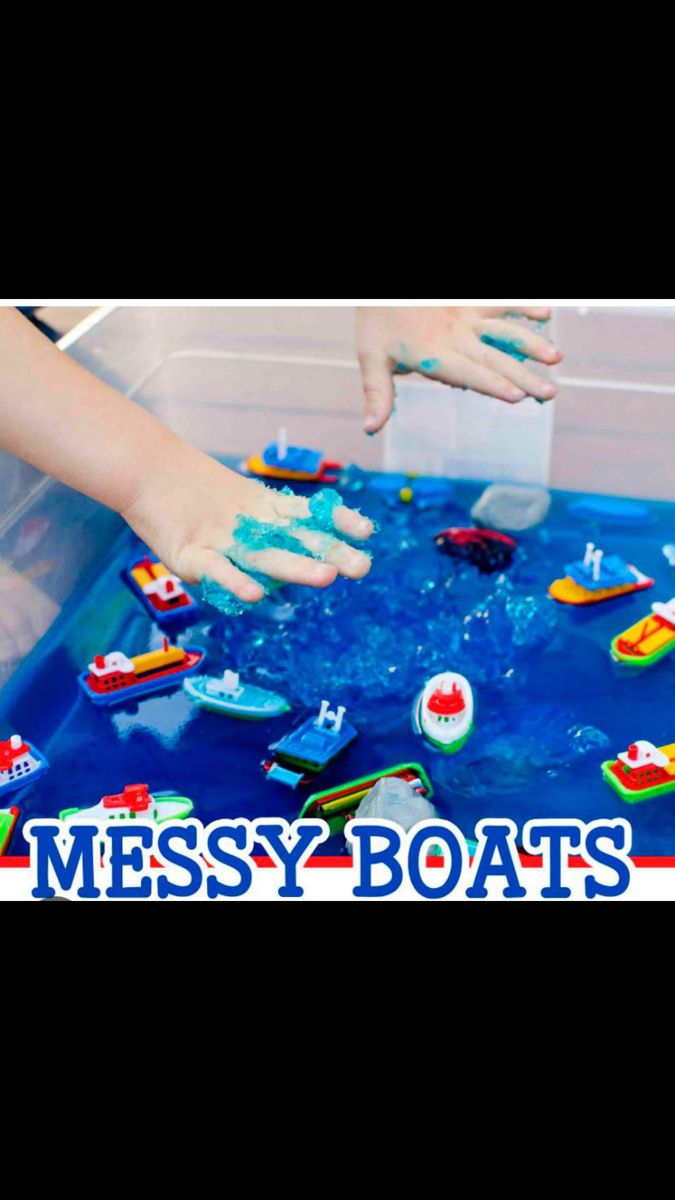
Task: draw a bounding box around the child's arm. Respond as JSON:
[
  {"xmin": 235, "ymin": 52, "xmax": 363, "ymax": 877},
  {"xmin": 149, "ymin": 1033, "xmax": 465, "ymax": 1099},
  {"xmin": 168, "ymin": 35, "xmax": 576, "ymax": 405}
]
[
  {"xmin": 356, "ymin": 306, "xmax": 562, "ymax": 433},
  {"xmin": 0, "ymin": 310, "xmax": 373, "ymax": 602}
]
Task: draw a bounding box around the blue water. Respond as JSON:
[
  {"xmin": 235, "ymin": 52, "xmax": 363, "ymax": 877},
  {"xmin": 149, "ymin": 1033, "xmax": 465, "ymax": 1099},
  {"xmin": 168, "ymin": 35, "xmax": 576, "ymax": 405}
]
[{"xmin": 3, "ymin": 468, "xmax": 675, "ymax": 857}]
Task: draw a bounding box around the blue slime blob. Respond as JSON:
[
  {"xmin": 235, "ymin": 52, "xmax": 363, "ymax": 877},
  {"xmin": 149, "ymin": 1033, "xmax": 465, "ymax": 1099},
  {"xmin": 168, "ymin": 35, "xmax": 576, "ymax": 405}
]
[{"xmin": 201, "ymin": 487, "xmax": 370, "ymax": 616}]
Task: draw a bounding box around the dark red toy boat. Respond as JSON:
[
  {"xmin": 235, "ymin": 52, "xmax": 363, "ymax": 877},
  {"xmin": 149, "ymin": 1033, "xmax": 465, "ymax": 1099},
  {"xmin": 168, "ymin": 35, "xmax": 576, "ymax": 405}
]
[{"xmin": 434, "ymin": 528, "xmax": 517, "ymax": 574}]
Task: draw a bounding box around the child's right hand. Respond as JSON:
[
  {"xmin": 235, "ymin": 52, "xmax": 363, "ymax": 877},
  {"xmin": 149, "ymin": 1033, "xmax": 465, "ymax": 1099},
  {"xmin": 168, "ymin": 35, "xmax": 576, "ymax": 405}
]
[
  {"xmin": 122, "ymin": 446, "xmax": 374, "ymax": 604},
  {"xmin": 356, "ymin": 305, "xmax": 563, "ymax": 434}
]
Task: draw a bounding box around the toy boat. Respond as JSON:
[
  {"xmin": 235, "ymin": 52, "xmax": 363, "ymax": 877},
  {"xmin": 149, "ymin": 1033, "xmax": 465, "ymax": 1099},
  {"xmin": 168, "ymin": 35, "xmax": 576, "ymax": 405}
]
[
  {"xmin": 602, "ymin": 740, "xmax": 675, "ymax": 803},
  {"xmin": 0, "ymin": 806, "xmax": 19, "ymax": 855},
  {"xmin": 413, "ymin": 672, "xmax": 474, "ymax": 754},
  {"xmin": 0, "ymin": 735, "xmax": 48, "ymax": 797},
  {"xmin": 549, "ymin": 543, "xmax": 654, "ymax": 606},
  {"xmin": 298, "ymin": 763, "xmax": 433, "ymax": 834},
  {"xmin": 611, "ymin": 598, "xmax": 675, "ymax": 668},
  {"xmin": 369, "ymin": 474, "xmax": 455, "ymax": 509},
  {"xmin": 242, "ymin": 428, "xmax": 341, "ymax": 485},
  {"xmin": 184, "ymin": 670, "xmax": 290, "ymax": 719},
  {"xmin": 60, "ymin": 783, "xmax": 194, "ymax": 825},
  {"xmin": 263, "ymin": 700, "xmax": 358, "ymax": 789},
  {"xmin": 435, "ymin": 528, "xmax": 517, "ymax": 574},
  {"xmin": 124, "ymin": 553, "xmax": 199, "ymax": 628},
  {"xmin": 79, "ymin": 637, "xmax": 206, "ymax": 706}
]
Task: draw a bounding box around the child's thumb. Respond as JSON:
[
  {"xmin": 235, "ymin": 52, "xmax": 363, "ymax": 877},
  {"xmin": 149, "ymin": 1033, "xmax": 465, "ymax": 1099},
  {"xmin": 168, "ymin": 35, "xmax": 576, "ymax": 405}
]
[{"xmin": 360, "ymin": 353, "xmax": 395, "ymax": 435}]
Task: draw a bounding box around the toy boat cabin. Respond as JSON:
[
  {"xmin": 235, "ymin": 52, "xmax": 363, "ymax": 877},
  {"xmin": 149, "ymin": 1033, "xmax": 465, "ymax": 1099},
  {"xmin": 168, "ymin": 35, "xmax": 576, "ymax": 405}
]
[
  {"xmin": 127, "ymin": 555, "xmax": 198, "ymax": 625},
  {"xmin": 611, "ymin": 598, "xmax": 675, "ymax": 667},
  {"xmin": 602, "ymin": 740, "xmax": 675, "ymax": 803},
  {"xmin": 244, "ymin": 428, "xmax": 341, "ymax": 485},
  {"xmin": 80, "ymin": 637, "xmax": 205, "ymax": 705},
  {"xmin": 0, "ymin": 735, "xmax": 48, "ymax": 795}
]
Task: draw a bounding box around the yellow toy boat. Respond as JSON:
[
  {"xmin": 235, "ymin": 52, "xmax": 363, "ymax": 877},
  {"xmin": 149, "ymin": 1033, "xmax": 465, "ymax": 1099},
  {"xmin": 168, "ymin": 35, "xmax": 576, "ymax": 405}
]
[{"xmin": 611, "ymin": 599, "xmax": 675, "ymax": 668}]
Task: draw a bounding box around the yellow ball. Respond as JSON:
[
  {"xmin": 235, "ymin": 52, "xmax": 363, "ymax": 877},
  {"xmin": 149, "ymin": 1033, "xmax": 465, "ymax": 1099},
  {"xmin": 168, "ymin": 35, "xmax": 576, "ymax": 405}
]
[{"xmin": 400, "ymin": 487, "xmax": 414, "ymax": 504}]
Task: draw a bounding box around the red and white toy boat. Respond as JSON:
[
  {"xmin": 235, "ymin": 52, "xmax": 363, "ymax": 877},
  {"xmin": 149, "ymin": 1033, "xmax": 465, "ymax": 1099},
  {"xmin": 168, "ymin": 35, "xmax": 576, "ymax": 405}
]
[{"xmin": 79, "ymin": 637, "xmax": 206, "ymax": 707}]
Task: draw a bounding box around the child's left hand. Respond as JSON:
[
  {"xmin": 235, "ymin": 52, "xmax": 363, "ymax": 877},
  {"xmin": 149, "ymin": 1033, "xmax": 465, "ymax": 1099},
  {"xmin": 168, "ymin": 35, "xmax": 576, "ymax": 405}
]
[{"xmin": 356, "ymin": 305, "xmax": 563, "ymax": 434}]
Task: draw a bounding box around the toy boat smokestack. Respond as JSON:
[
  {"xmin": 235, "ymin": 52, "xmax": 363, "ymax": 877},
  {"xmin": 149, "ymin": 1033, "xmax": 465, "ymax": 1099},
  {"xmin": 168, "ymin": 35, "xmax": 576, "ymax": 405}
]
[{"xmin": 317, "ymin": 700, "xmax": 346, "ymax": 734}]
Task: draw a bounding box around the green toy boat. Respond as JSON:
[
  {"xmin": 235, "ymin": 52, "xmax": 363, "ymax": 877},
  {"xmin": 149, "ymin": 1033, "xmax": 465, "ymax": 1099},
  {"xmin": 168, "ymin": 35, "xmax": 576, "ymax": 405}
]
[
  {"xmin": 0, "ymin": 807, "xmax": 19, "ymax": 856},
  {"xmin": 611, "ymin": 600, "xmax": 675, "ymax": 668},
  {"xmin": 299, "ymin": 763, "xmax": 433, "ymax": 834}
]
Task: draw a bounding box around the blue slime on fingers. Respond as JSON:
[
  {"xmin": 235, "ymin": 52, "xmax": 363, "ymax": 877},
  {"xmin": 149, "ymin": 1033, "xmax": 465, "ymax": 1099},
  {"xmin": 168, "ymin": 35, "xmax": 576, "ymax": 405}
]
[
  {"xmin": 480, "ymin": 333, "xmax": 529, "ymax": 362},
  {"xmin": 201, "ymin": 487, "xmax": 373, "ymax": 616}
]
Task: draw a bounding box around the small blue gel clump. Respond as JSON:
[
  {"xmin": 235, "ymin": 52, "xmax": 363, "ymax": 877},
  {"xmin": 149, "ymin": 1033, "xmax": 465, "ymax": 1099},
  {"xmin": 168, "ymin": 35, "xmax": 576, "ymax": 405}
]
[
  {"xmin": 201, "ymin": 488, "xmax": 371, "ymax": 616},
  {"xmin": 480, "ymin": 333, "xmax": 529, "ymax": 363}
]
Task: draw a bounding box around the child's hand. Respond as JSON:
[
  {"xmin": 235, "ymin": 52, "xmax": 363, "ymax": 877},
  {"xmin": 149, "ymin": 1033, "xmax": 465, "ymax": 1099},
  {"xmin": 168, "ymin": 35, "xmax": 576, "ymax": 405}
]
[
  {"xmin": 122, "ymin": 447, "xmax": 374, "ymax": 605},
  {"xmin": 356, "ymin": 306, "xmax": 563, "ymax": 434}
]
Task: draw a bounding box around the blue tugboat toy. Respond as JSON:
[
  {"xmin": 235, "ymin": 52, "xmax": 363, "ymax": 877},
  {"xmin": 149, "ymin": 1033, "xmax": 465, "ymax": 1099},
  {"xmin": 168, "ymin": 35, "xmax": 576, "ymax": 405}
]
[
  {"xmin": 0, "ymin": 734, "xmax": 48, "ymax": 798},
  {"xmin": 124, "ymin": 553, "xmax": 200, "ymax": 629},
  {"xmin": 263, "ymin": 700, "xmax": 358, "ymax": 789},
  {"xmin": 549, "ymin": 543, "xmax": 654, "ymax": 606},
  {"xmin": 79, "ymin": 638, "xmax": 206, "ymax": 707},
  {"xmin": 242, "ymin": 428, "xmax": 341, "ymax": 485},
  {"xmin": 184, "ymin": 670, "xmax": 290, "ymax": 720}
]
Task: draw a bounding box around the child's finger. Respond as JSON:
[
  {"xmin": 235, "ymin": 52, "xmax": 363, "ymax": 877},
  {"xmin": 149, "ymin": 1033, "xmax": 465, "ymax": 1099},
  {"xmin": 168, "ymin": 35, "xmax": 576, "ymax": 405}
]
[
  {"xmin": 427, "ymin": 353, "xmax": 526, "ymax": 404},
  {"xmin": 475, "ymin": 342, "xmax": 557, "ymax": 402},
  {"xmin": 290, "ymin": 527, "xmax": 372, "ymax": 579},
  {"xmin": 332, "ymin": 506, "xmax": 374, "ymax": 541},
  {"xmin": 359, "ymin": 352, "xmax": 396, "ymax": 434},
  {"xmin": 479, "ymin": 306, "xmax": 552, "ymax": 322},
  {"xmin": 241, "ymin": 548, "xmax": 338, "ymax": 588},
  {"xmin": 197, "ymin": 549, "xmax": 266, "ymax": 603},
  {"xmin": 479, "ymin": 319, "xmax": 562, "ymax": 366},
  {"xmin": 273, "ymin": 493, "xmax": 374, "ymax": 541}
]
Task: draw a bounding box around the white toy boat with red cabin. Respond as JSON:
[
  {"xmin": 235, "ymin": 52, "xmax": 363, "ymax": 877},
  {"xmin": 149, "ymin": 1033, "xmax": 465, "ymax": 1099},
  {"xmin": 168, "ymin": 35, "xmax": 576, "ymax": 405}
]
[
  {"xmin": 59, "ymin": 783, "xmax": 194, "ymax": 824},
  {"xmin": 413, "ymin": 672, "xmax": 475, "ymax": 754},
  {"xmin": 124, "ymin": 553, "xmax": 199, "ymax": 628},
  {"xmin": 602, "ymin": 740, "xmax": 675, "ymax": 803},
  {"xmin": 79, "ymin": 637, "xmax": 206, "ymax": 706},
  {"xmin": 0, "ymin": 734, "xmax": 48, "ymax": 797}
]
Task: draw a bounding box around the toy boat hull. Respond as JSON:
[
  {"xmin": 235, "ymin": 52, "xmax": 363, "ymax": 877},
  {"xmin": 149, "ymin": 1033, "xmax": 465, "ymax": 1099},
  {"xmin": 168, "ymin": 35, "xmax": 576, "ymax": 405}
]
[
  {"xmin": 550, "ymin": 569, "xmax": 654, "ymax": 607},
  {"xmin": 123, "ymin": 556, "xmax": 199, "ymax": 628},
  {"xmin": 79, "ymin": 648, "xmax": 207, "ymax": 706},
  {"xmin": 243, "ymin": 455, "xmax": 341, "ymax": 485},
  {"xmin": 0, "ymin": 807, "xmax": 19, "ymax": 855},
  {"xmin": 611, "ymin": 613, "xmax": 675, "ymax": 668},
  {"xmin": 299, "ymin": 764, "xmax": 433, "ymax": 834},
  {"xmin": 184, "ymin": 676, "xmax": 290, "ymax": 719},
  {"xmin": 60, "ymin": 794, "xmax": 194, "ymax": 825},
  {"xmin": 0, "ymin": 748, "xmax": 49, "ymax": 798}
]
